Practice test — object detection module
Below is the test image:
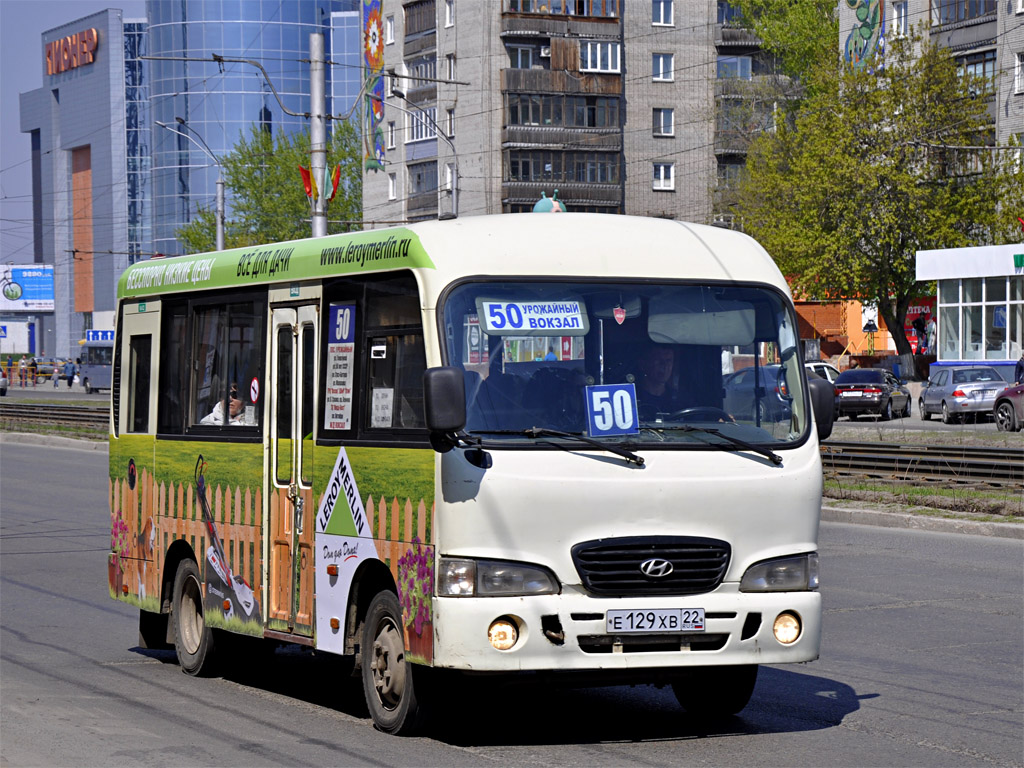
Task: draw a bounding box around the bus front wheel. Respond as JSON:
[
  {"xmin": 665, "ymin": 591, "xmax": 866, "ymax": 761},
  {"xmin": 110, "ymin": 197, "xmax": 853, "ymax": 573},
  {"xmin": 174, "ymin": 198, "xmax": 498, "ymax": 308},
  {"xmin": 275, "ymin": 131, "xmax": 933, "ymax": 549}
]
[
  {"xmin": 361, "ymin": 590, "xmax": 424, "ymax": 734},
  {"xmin": 672, "ymin": 664, "xmax": 758, "ymax": 717},
  {"xmin": 172, "ymin": 559, "xmax": 217, "ymax": 676}
]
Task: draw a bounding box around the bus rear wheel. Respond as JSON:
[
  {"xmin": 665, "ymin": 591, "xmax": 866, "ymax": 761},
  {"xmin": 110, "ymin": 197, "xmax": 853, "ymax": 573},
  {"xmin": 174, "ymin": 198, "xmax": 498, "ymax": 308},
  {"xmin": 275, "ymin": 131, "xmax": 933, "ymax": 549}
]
[
  {"xmin": 361, "ymin": 590, "xmax": 424, "ymax": 734},
  {"xmin": 672, "ymin": 664, "xmax": 758, "ymax": 718},
  {"xmin": 172, "ymin": 558, "xmax": 217, "ymax": 676},
  {"xmin": 83, "ymin": 378, "xmax": 91, "ymax": 394}
]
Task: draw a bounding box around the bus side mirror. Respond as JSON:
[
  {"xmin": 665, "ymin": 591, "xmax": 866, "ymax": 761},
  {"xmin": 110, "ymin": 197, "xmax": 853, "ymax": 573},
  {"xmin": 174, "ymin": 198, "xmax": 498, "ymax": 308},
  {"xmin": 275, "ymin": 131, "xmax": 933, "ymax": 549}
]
[
  {"xmin": 424, "ymin": 366, "xmax": 466, "ymax": 444},
  {"xmin": 807, "ymin": 377, "xmax": 834, "ymax": 442}
]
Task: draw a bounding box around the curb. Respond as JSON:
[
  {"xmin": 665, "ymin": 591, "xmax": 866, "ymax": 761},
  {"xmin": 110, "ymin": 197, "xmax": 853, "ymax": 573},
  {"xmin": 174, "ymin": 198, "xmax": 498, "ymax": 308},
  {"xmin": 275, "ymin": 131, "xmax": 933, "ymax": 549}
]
[
  {"xmin": 822, "ymin": 504, "xmax": 1023, "ymax": 540},
  {"xmin": 0, "ymin": 431, "xmax": 106, "ymax": 452}
]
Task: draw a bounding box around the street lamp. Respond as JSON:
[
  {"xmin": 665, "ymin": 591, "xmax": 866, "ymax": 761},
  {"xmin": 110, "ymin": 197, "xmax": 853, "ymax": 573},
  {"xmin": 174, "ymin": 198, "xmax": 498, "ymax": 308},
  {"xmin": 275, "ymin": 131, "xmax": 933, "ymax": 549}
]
[
  {"xmin": 155, "ymin": 118, "xmax": 226, "ymax": 251},
  {"xmin": 390, "ymin": 89, "xmax": 459, "ymax": 219}
]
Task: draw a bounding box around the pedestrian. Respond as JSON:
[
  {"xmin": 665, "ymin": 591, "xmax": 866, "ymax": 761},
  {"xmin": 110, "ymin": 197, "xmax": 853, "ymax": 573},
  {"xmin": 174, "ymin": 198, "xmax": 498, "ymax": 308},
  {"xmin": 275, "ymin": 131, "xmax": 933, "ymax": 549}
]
[
  {"xmin": 62, "ymin": 359, "xmax": 76, "ymax": 389},
  {"xmin": 17, "ymin": 354, "xmax": 26, "ymax": 387}
]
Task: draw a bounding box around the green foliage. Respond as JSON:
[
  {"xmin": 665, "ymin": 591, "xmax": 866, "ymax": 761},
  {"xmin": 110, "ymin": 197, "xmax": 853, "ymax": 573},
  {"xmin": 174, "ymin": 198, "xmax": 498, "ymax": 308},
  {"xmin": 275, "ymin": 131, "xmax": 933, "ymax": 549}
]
[
  {"xmin": 729, "ymin": 0, "xmax": 839, "ymax": 84},
  {"xmin": 737, "ymin": 32, "xmax": 1024, "ymax": 355},
  {"xmin": 177, "ymin": 120, "xmax": 363, "ymax": 254}
]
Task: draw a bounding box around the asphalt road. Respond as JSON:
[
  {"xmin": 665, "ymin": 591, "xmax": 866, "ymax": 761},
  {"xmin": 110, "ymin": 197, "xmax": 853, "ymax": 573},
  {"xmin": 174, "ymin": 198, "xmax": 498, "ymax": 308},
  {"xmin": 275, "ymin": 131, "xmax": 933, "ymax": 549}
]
[{"xmin": 1, "ymin": 439, "xmax": 1021, "ymax": 767}]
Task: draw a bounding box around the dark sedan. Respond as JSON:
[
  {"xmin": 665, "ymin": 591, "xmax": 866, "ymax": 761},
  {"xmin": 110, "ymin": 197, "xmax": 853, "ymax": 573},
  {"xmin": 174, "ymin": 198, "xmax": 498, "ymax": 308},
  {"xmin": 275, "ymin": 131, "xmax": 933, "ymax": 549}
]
[
  {"xmin": 993, "ymin": 384, "xmax": 1024, "ymax": 432},
  {"xmin": 722, "ymin": 364, "xmax": 792, "ymax": 423},
  {"xmin": 834, "ymin": 368, "xmax": 911, "ymax": 421}
]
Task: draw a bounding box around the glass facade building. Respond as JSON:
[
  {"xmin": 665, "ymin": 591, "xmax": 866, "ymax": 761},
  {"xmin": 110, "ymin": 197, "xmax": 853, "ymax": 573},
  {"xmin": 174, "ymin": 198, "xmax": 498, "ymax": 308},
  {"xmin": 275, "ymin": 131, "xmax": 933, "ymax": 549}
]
[
  {"xmin": 125, "ymin": 20, "xmax": 151, "ymax": 265},
  {"xmin": 148, "ymin": 0, "xmax": 358, "ymax": 256}
]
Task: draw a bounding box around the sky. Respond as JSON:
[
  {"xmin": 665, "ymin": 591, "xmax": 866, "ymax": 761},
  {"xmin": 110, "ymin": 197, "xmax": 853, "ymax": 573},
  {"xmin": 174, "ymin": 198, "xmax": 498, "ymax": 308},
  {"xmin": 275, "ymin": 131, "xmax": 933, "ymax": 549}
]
[{"xmin": 0, "ymin": 0, "xmax": 146, "ymax": 262}]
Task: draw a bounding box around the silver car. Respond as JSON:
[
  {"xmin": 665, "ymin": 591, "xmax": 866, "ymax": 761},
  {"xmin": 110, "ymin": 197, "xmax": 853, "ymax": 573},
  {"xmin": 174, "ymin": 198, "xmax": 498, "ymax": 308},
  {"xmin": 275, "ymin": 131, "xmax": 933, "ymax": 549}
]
[{"xmin": 918, "ymin": 365, "xmax": 1006, "ymax": 424}]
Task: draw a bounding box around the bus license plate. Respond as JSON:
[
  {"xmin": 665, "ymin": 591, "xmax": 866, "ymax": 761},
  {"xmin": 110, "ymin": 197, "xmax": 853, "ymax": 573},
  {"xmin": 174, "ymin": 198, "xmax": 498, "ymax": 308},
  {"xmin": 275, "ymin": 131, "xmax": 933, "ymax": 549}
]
[{"xmin": 606, "ymin": 608, "xmax": 705, "ymax": 634}]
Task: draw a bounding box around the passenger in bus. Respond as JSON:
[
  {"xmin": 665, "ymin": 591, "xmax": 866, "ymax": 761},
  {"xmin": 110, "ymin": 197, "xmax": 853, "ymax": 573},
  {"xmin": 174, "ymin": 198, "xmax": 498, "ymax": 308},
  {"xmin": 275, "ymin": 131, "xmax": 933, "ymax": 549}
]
[
  {"xmin": 636, "ymin": 344, "xmax": 681, "ymax": 418},
  {"xmin": 201, "ymin": 384, "xmax": 244, "ymax": 425}
]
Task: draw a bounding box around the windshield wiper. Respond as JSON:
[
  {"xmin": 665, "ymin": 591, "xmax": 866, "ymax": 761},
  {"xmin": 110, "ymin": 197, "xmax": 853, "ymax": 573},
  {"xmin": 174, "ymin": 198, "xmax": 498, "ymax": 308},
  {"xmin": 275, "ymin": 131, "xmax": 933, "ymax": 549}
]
[
  {"xmin": 643, "ymin": 424, "xmax": 783, "ymax": 465},
  {"xmin": 469, "ymin": 427, "xmax": 644, "ymax": 467}
]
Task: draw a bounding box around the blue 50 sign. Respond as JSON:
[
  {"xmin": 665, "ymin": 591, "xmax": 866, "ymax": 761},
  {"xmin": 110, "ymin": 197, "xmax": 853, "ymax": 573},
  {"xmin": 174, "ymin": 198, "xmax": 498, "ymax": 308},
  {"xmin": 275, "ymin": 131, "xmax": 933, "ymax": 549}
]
[{"xmin": 585, "ymin": 384, "xmax": 639, "ymax": 437}]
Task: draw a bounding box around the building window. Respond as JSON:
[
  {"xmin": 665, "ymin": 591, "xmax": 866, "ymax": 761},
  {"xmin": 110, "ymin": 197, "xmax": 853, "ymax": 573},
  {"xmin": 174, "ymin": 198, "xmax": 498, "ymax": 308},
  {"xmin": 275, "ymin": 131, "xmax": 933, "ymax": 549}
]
[
  {"xmin": 407, "ymin": 107, "xmax": 438, "ymax": 142},
  {"xmin": 1016, "ymin": 52, "xmax": 1024, "ymax": 93},
  {"xmin": 446, "ymin": 53, "xmax": 456, "ymax": 81},
  {"xmin": 385, "ymin": 15, "xmax": 395, "ymax": 44},
  {"xmin": 931, "ymin": 0, "xmax": 996, "ymax": 25},
  {"xmin": 718, "ymin": 55, "xmax": 752, "ymax": 79},
  {"xmin": 408, "ymin": 56, "xmax": 437, "ymax": 87},
  {"xmin": 510, "ymin": 46, "xmax": 533, "ymax": 69},
  {"xmin": 388, "ymin": 172, "xmax": 397, "ymax": 200},
  {"xmin": 937, "ymin": 276, "xmax": 1024, "ymax": 361},
  {"xmin": 652, "ymin": 53, "xmax": 674, "ymax": 81},
  {"xmin": 653, "ymin": 162, "xmax": 674, "ymax": 190},
  {"xmin": 507, "ymin": 150, "xmax": 619, "ymax": 184},
  {"xmin": 717, "ymin": 158, "xmax": 744, "ymax": 188},
  {"xmin": 445, "ymin": 162, "xmax": 455, "ymax": 190},
  {"xmin": 717, "ymin": 0, "xmax": 742, "ymax": 24},
  {"xmin": 447, "ymin": 107, "xmax": 455, "ymax": 137},
  {"xmin": 506, "ymin": 93, "xmax": 620, "ymax": 128},
  {"xmin": 386, "ymin": 74, "xmax": 396, "ymax": 97},
  {"xmin": 653, "ymin": 0, "xmax": 673, "ymax": 25},
  {"xmin": 446, "ymin": 0, "xmax": 455, "ymax": 26},
  {"xmin": 956, "ymin": 49, "xmax": 996, "ymax": 95},
  {"xmin": 387, "ymin": 121, "xmax": 396, "ymax": 149},
  {"xmin": 409, "ymin": 162, "xmax": 439, "ymax": 195},
  {"xmin": 892, "ymin": 1, "xmax": 908, "ymax": 36},
  {"xmin": 653, "ymin": 107, "xmax": 674, "ymax": 136},
  {"xmin": 581, "ymin": 41, "xmax": 621, "ymax": 73}
]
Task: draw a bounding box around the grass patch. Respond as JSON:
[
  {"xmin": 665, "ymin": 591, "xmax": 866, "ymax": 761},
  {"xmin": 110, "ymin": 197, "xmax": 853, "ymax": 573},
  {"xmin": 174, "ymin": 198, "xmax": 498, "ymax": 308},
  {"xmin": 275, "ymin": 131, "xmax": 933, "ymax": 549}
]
[{"xmin": 824, "ymin": 476, "xmax": 1023, "ymax": 519}]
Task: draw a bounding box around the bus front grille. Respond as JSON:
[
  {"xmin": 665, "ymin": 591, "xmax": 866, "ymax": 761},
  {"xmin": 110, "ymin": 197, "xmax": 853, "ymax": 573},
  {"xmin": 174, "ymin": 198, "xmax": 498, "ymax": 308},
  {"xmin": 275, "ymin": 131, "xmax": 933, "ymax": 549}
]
[{"xmin": 571, "ymin": 536, "xmax": 731, "ymax": 596}]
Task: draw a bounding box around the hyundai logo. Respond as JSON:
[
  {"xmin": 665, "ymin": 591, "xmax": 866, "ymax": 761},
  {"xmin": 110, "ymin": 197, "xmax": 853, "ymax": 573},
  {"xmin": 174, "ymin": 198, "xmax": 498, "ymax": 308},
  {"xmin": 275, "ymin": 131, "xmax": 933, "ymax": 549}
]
[{"xmin": 639, "ymin": 558, "xmax": 674, "ymax": 578}]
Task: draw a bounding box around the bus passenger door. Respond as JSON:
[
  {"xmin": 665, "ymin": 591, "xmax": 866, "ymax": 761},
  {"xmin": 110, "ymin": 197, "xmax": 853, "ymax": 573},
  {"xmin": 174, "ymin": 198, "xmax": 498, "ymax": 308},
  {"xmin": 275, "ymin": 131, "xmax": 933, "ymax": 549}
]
[{"xmin": 268, "ymin": 305, "xmax": 318, "ymax": 637}]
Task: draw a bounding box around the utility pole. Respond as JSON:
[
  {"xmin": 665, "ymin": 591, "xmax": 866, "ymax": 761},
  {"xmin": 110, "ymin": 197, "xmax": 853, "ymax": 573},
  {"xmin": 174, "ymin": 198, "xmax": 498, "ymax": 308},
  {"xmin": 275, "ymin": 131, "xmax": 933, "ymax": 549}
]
[{"xmin": 309, "ymin": 33, "xmax": 327, "ymax": 238}]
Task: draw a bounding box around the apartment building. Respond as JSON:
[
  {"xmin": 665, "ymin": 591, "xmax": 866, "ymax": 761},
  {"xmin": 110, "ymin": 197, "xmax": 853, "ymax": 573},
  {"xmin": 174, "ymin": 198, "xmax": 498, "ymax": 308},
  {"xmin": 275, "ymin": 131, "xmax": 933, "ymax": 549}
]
[{"xmin": 365, "ymin": 0, "xmax": 761, "ymax": 225}]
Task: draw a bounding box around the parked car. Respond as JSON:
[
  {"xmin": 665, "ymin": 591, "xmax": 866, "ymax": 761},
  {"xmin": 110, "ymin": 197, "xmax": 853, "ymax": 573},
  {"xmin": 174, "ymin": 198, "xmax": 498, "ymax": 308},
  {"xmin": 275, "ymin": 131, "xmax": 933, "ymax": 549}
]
[
  {"xmin": 804, "ymin": 361, "xmax": 841, "ymax": 383},
  {"xmin": 918, "ymin": 365, "xmax": 1005, "ymax": 424},
  {"xmin": 993, "ymin": 383, "xmax": 1024, "ymax": 432},
  {"xmin": 805, "ymin": 368, "xmax": 840, "ymax": 420},
  {"xmin": 723, "ymin": 364, "xmax": 793, "ymax": 422},
  {"xmin": 32, "ymin": 357, "xmax": 61, "ymax": 381},
  {"xmin": 834, "ymin": 368, "xmax": 910, "ymax": 420},
  {"xmin": 0, "ymin": 370, "xmax": 7, "ymax": 396}
]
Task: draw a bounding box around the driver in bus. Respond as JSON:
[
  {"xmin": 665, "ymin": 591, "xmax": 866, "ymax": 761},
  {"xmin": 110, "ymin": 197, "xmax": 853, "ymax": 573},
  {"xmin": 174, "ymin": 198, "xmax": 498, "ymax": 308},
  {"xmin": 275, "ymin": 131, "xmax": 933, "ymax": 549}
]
[
  {"xmin": 201, "ymin": 384, "xmax": 244, "ymax": 425},
  {"xmin": 636, "ymin": 344, "xmax": 681, "ymax": 418}
]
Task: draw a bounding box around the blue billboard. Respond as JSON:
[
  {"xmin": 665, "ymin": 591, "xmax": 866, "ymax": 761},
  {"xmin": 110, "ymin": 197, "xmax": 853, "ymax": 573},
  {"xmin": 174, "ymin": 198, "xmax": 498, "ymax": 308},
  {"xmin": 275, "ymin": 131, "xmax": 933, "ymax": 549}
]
[{"xmin": 0, "ymin": 265, "xmax": 55, "ymax": 312}]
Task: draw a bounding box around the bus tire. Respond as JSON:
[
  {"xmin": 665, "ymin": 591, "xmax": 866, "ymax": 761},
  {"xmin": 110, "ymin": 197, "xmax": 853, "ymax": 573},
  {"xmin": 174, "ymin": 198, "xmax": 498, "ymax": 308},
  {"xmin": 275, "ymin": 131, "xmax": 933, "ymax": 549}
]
[
  {"xmin": 172, "ymin": 559, "xmax": 217, "ymax": 676},
  {"xmin": 672, "ymin": 664, "xmax": 758, "ymax": 717},
  {"xmin": 361, "ymin": 590, "xmax": 424, "ymax": 734}
]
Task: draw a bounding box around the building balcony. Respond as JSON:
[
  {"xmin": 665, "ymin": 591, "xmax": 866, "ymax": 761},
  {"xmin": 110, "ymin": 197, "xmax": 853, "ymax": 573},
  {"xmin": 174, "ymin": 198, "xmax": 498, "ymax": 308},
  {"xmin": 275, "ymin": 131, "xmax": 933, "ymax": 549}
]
[
  {"xmin": 502, "ymin": 124, "xmax": 620, "ymax": 151},
  {"xmin": 502, "ymin": 179, "xmax": 621, "ymax": 206},
  {"xmin": 407, "ymin": 190, "xmax": 438, "ymax": 216},
  {"xmin": 714, "ymin": 24, "xmax": 760, "ymax": 48},
  {"xmin": 502, "ymin": 67, "xmax": 621, "ymax": 95}
]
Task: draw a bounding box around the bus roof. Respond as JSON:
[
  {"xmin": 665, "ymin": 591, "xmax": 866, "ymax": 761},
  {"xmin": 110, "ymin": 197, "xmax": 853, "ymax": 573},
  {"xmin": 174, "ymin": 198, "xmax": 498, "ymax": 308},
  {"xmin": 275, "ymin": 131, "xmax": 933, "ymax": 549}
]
[{"xmin": 117, "ymin": 214, "xmax": 789, "ymax": 303}]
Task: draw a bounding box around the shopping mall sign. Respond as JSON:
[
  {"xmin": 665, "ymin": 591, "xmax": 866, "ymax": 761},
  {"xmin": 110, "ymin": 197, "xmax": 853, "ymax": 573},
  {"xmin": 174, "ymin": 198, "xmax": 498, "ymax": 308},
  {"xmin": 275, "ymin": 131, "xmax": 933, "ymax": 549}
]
[{"xmin": 46, "ymin": 28, "xmax": 99, "ymax": 76}]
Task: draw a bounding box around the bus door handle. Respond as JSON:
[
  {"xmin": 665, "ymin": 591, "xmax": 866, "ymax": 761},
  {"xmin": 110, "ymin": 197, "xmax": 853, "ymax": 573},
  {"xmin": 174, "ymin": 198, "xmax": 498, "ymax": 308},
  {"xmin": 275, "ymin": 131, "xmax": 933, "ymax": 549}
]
[{"xmin": 288, "ymin": 484, "xmax": 304, "ymax": 535}]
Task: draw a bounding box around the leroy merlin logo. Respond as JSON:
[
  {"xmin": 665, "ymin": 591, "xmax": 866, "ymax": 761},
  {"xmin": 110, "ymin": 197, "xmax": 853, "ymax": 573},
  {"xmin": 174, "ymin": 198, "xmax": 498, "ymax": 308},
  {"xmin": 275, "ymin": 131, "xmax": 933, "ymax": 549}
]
[{"xmin": 1014, "ymin": 253, "xmax": 1024, "ymax": 268}]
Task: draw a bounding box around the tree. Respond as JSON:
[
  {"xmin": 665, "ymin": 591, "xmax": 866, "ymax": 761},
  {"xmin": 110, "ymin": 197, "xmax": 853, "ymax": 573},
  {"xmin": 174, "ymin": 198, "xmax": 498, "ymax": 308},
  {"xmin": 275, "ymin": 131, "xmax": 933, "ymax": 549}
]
[
  {"xmin": 737, "ymin": 32, "xmax": 1024, "ymax": 357},
  {"xmin": 177, "ymin": 119, "xmax": 362, "ymax": 254},
  {"xmin": 729, "ymin": 0, "xmax": 839, "ymax": 84}
]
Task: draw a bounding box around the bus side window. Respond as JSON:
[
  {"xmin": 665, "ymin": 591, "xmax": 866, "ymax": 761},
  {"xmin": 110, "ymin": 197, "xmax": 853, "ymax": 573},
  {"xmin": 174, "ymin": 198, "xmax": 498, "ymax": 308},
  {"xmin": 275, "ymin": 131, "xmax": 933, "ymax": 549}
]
[{"xmin": 127, "ymin": 335, "xmax": 152, "ymax": 433}]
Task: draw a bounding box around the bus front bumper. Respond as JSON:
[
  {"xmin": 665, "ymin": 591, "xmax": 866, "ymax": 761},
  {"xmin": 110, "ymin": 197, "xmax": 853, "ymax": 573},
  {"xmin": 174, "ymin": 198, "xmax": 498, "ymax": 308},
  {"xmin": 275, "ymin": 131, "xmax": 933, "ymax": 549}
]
[{"xmin": 429, "ymin": 585, "xmax": 821, "ymax": 673}]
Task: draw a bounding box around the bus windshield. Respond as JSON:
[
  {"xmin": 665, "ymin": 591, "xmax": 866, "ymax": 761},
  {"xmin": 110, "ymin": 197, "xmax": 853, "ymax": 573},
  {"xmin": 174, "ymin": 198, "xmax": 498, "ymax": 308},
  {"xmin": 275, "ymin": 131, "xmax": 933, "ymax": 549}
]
[{"xmin": 441, "ymin": 280, "xmax": 810, "ymax": 446}]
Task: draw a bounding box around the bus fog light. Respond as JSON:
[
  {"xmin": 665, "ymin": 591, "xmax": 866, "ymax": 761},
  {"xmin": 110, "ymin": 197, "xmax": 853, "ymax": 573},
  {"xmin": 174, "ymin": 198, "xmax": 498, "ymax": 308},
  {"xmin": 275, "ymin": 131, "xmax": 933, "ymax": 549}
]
[
  {"xmin": 488, "ymin": 617, "xmax": 519, "ymax": 651},
  {"xmin": 773, "ymin": 612, "xmax": 801, "ymax": 644}
]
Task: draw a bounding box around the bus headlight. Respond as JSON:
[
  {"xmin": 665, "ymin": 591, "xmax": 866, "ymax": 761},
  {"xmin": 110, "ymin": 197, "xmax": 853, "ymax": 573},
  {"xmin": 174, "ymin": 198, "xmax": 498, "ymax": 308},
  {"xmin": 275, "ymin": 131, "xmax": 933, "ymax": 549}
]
[
  {"xmin": 438, "ymin": 558, "xmax": 559, "ymax": 597},
  {"xmin": 740, "ymin": 553, "xmax": 819, "ymax": 592}
]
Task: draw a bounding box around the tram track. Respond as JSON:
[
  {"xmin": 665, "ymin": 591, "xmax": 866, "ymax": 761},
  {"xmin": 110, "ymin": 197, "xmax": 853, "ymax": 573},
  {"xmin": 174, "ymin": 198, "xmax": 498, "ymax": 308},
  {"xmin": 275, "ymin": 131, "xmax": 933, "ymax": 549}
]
[{"xmin": 1, "ymin": 403, "xmax": 1021, "ymax": 489}]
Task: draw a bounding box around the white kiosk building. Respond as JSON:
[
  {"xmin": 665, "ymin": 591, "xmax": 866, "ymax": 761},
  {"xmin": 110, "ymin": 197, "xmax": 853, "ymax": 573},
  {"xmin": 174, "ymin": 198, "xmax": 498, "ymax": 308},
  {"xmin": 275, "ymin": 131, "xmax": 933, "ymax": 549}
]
[{"xmin": 916, "ymin": 243, "xmax": 1024, "ymax": 381}]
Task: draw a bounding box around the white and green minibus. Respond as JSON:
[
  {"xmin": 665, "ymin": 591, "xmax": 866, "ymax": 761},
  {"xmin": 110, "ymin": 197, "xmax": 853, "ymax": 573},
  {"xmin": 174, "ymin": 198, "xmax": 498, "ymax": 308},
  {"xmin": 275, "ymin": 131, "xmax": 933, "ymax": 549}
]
[{"xmin": 108, "ymin": 213, "xmax": 834, "ymax": 733}]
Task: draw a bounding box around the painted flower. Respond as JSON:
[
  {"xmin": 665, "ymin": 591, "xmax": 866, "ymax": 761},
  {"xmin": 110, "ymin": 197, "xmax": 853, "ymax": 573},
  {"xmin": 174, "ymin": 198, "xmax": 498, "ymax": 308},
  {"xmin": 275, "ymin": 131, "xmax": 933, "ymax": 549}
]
[{"xmin": 364, "ymin": 8, "xmax": 384, "ymax": 72}]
